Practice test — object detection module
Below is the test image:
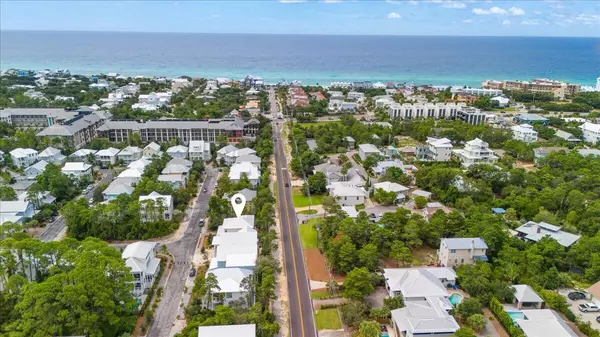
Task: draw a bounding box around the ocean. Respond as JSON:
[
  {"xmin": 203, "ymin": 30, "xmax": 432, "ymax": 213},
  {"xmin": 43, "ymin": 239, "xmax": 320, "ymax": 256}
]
[{"xmin": 1, "ymin": 30, "xmax": 599, "ymax": 87}]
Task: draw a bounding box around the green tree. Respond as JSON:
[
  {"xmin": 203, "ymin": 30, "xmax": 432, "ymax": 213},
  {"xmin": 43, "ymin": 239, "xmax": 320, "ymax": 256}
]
[
  {"xmin": 358, "ymin": 320, "xmax": 380, "ymax": 337},
  {"xmin": 466, "ymin": 313, "xmax": 486, "ymax": 332},
  {"xmin": 342, "ymin": 267, "xmax": 374, "ymax": 300},
  {"xmin": 303, "ymin": 171, "xmax": 327, "ymax": 196},
  {"xmin": 340, "ymin": 300, "xmax": 370, "ymax": 327},
  {"xmin": 453, "ymin": 327, "xmax": 477, "ymax": 337},
  {"xmin": 414, "ymin": 196, "xmax": 428, "ymax": 209},
  {"xmin": 390, "ymin": 240, "xmax": 412, "ymax": 267},
  {"xmin": 373, "ymin": 188, "xmax": 397, "ymax": 205},
  {"xmin": 0, "ymin": 186, "xmax": 17, "ymax": 201},
  {"xmin": 357, "ymin": 243, "xmax": 380, "ymax": 271}
]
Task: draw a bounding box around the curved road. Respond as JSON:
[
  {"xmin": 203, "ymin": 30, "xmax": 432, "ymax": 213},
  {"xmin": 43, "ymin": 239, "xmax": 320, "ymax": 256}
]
[{"xmin": 271, "ymin": 88, "xmax": 317, "ymax": 337}]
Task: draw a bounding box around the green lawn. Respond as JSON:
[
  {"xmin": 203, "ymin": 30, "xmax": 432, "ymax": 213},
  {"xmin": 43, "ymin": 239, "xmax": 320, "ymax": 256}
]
[
  {"xmin": 299, "ymin": 219, "xmax": 319, "ymax": 249},
  {"xmin": 314, "ymin": 309, "xmax": 342, "ymax": 330},
  {"xmin": 292, "ymin": 187, "xmax": 325, "ymax": 207},
  {"xmin": 311, "ymin": 290, "xmax": 330, "ymax": 299},
  {"xmin": 298, "ymin": 209, "xmax": 318, "ymax": 215}
]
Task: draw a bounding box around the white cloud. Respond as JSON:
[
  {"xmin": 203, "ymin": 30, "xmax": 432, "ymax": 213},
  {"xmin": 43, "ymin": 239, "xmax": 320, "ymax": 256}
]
[
  {"xmin": 441, "ymin": 2, "xmax": 467, "ymax": 9},
  {"xmin": 509, "ymin": 7, "xmax": 525, "ymax": 16},
  {"xmin": 462, "ymin": 19, "xmax": 472, "ymax": 23},
  {"xmin": 551, "ymin": 13, "xmax": 565, "ymax": 18},
  {"xmin": 472, "ymin": 7, "xmax": 507, "ymax": 15},
  {"xmin": 323, "ymin": 0, "xmax": 343, "ymax": 2},
  {"xmin": 534, "ymin": 10, "xmax": 542, "ymax": 15},
  {"xmin": 279, "ymin": 0, "xmax": 306, "ymax": 3},
  {"xmin": 521, "ymin": 19, "xmax": 549, "ymax": 25},
  {"xmin": 387, "ymin": 12, "xmax": 402, "ymax": 19},
  {"xmin": 550, "ymin": 4, "xmax": 565, "ymax": 9},
  {"xmin": 502, "ymin": 20, "xmax": 511, "ymax": 25},
  {"xmin": 573, "ymin": 14, "xmax": 600, "ymax": 24}
]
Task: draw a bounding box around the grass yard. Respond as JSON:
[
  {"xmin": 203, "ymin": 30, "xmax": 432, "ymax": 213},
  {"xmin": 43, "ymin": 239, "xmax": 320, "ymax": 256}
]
[
  {"xmin": 292, "ymin": 187, "xmax": 325, "ymax": 207},
  {"xmin": 314, "ymin": 309, "xmax": 342, "ymax": 330},
  {"xmin": 298, "ymin": 209, "xmax": 318, "ymax": 215},
  {"xmin": 299, "ymin": 219, "xmax": 319, "ymax": 249},
  {"xmin": 311, "ymin": 290, "xmax": 331, "ymax": 300}
]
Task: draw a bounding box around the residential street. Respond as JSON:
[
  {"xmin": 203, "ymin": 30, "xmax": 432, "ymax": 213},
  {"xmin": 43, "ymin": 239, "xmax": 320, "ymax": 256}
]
[
  {"xmin": 38, "ymin": 168, "xmax": 114, "ymax": 242},
  {"xmin": 273, "ymin": 111, "xmax": 317, "ymax": 335},
  {"xmin": 148, "ymin": 167, "xmax": 217, "ymax": 337}
]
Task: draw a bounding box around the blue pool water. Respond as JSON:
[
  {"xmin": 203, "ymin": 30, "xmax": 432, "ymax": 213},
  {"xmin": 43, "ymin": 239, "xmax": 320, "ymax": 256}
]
[
  {"xmin": 448, "ymin": 293, "xmax": 463, "ymax": 305},
  {"xmin": 507, "ymin": 311, "xmax": 525, "ymax": 322}
]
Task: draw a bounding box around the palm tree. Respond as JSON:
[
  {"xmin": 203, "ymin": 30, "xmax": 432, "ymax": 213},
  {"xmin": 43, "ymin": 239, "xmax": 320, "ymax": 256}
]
[{"xmin": 203, "ymin": 273, "xmax": 221, "ymax": 309}]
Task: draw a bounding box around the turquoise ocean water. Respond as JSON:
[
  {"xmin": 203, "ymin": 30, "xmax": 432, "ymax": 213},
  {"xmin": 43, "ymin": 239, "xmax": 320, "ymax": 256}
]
[{"xmin": 1, "ymin": 31, "xmax": 599, "ymax": 87}]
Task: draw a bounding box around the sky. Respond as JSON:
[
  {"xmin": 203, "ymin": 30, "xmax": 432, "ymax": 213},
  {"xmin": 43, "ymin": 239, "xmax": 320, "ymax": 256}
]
[{"xmin": 1, "ymin": 0, "xmax": 599, "ymax": 37}]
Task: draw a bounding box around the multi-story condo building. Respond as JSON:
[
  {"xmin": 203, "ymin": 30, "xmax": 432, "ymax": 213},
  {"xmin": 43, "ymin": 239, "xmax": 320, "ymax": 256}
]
[
  {"xmin": 388, "ymin": 102, "xmax": 466, "ymax": 120},
  {"xmin": 437, "ymin": 238, "xmax": 488, "ymax": 267},
  {"xmin": 416, "ymin": 137, "xmax": 453, "ymax": 162},
  {"xmin": 458, "ymin": 88, "xmax": 502, "ymax": 96},
  {"xmin": 483, "ymin": 78, "xmax": 581, "ymax": 99},
  {"xmin": 453, "ymin": 138, "xmax": 498, "ymax": 167},
  {"xmin": 457, "ymin": 107, "xmax": 486, "ymax": 125},
  {"xmin": 0, "ymin": 108, "xmax": 79, "ymax": 128},
  {"xmin": 580, "ymin": 122, "xmax": 600, "ymax": 144},
  {"xmin": 511, "ymin": 124, "xmax": 538, "ymax": 143},
  {"xmin": 96, "ymin": 118, "xmax": 259, "ymax": 144},
  {"xmin": 36, "ymin": 112, "xmax": 110, "ymax": 149}
]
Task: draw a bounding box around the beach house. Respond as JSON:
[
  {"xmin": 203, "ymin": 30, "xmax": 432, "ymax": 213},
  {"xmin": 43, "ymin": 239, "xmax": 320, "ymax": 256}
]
[
  {"xmin": 511, "ymin": 124, "xmax": 538, "ymax": 143},
  {"xmin": 139, "ymin": 191, "xmax": 174, "ymax": 222},
  {"xmin": 437, "ymin": 238, "xmax": 488, "ymax": 267},
  {"xmin": 10, "ymin": 148, "xmax": 38, "ymax": 168},
  {"xmin": 122, "ymin": 242, "xmax": 160, "ymax": 296}
]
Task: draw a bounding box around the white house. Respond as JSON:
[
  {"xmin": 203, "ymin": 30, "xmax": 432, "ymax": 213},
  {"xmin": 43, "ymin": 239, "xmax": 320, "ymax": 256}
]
[
  {"xmin": 117, "ymin": 146, "xmax": 143, "ymax": 164},
  {"xmin": 37, "ymin": 147, "xmax": 66, "ymax": 165},
  {"xmin": 417, "ymin": 138, "xmax": 453, "ymax": 162},
  {"xmin": 69, "ymin": 148, "xmax": 97, "ymax": 162},
  {"xmin": 235, "ymin": 154, "xmax": 261, "ymax": 167},
  {"xmin": 118, "ymin": 168, "xmax": 144, "ymax": 179},
  {"xmin": 229, "ymin": 162, "xmax": 260, "ymax": 187},
  {"xmin": 515, "ymin": 221, "xmax": 581, "ymax": 247},
  {"xmin": 10, "ymin": 148, "xmax": 38, "ymax": 168},
  {"xmin": 372, "ymin": 182, "xmax": 409, "ymax": 202},
  {"xmin": 161, "ymin": 163, "xmax": 191, "ymax": 179},
  {"xmin": 103, "ymin": 177, "xmax": 138, "ymax": 201},
  {"xmin": 127, "ymin": 157, "xmax": 152, "ymax": 172},
  {"xmin": 453, "ymin": 138, "xmax": 498, "ymax": 167},
  {"xmin": 122, "ymin": 242, "xmax": 160, "ymax": 296},
  {"xmin": 437, "ymin": 238, "xmax": 488, "ymax": 267},
  {"xmin": 580, "ymin": 122, "xmax": 600, "ymax": 144},
  {"xmin": 329, "ymin": 184, "xmax": 368, "ymax": 206},
  {"xmin": 197, "ymin": 324, "xmax": 256, "ymax": 337},
  {"xmin": 347, "ymin": 91, "xmax": 365, "ymax": 101},
  {"xmin": 95, "ymin": 147, "xmax": 120, "ymax": 166},
  {"xmin": 511, "ymin": 124, "xmax": 538, "ymax": 143},
  {"xmin": 383, "ymin": 267, "xmax": 457, "ymax": 299},
  {"xmin": 0, "ymin": 200, "xmax": 35, "ymax": 221},
  {"xmin": 358, "ymin": 144, "xmax": 382, "ymax": 161},
  {"xmin": 225, "ymin": 148, "xmax": 257, "ymax": 166},
  {"xmin": 206, "ymin": 223, "xmax": 258, "ymax": 309},
  {"xmin": 391, "ymin": 297, "xmax": 459, "ymax": 337},
  {"xmin": 143, "ymin": 142, "xmax": 162, "ymax": 157},
  {"xmin": 139, "ymin": 191, "xmax": 174, "ymax": 222},
  {"xmin": 491, "ymin": 96, "xmax": 510, "ymax": 108},
  {"xmin": 158, "ymin": 174, "xmax": 187, "ymax": 189},
  {"xmin": 372, "ymin": 159, "xmax": 404, "ymax": 176},
  {"xmin": 61, "ymin": 162, "xmax": 93, "ymax": 179},
  {"xmin": 216, "ymin": 145, "xmax": 238, "ymax": 162},
  {"xmin": 188, "ymin": 140, "xmax": 211, "ymax": 161},
  {"xmin": 166, "ymin": 145, "xmax": 188, "ymax": 159},
  {"xmin": 516, "ymin": 309, "xmax": 578, "ymax": 337},
  {"xmin": 24, "ymin": 160, "xmax": 49, "ymax": 179}
]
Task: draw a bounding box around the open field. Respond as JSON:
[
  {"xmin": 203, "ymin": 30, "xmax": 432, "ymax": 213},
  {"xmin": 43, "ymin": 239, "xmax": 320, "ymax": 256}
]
[
  {"xmin": 292, "ymin": 187, "xmax": 325, "ymax": 207},
  {"xmin": 314, "ymin": 309, "xmax": 342, "ymax": 330},
  {"xmin": 299, "ymin": 219, "xmax": 319, "ymax": 249}
]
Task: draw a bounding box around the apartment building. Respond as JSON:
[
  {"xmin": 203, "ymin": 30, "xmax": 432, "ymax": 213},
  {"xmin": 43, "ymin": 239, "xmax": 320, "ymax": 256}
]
[
  {"xmin": 457, "ymin": 107, "xmax": 486, "ymax": 125},
  {"xmin": 96, "ymin": 118, "xmax": 257, "ymax": 144},
  {"xmin": 512, "ymin": 124, "xmax": 538, "ymax": 143},
  {"xmin": 36, "ymin": 111, "xmax": 110, "ymax": 149},
  {"xmin": 0, "ymin": 108, "xmax": 78, "ymax": 128},
  {"xmin": 388, "ymin": 102, "xmax": 466, "ymax": 120},
  {"xmin": 580, "ymin": 122, "xmax": 600, "ymax": 144},
  {"xmin": 483, "ymin": 78, "xmax": 581, "ymax": 99},
  {"xmin": 438, "ymin": 238, "xmax": 488, "ymax": 267}
]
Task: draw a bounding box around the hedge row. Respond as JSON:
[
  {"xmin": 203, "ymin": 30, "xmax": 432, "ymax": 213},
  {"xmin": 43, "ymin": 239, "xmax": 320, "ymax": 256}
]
[{"xmin": 489, "ymin": 297, "xmax": 525, "ymax": 337}]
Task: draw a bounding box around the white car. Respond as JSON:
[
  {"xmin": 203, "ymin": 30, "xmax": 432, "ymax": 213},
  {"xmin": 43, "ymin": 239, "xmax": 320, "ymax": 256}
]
[{"xmin": 578, "ymin": 303, "xmax": 600, "ymax": 312}]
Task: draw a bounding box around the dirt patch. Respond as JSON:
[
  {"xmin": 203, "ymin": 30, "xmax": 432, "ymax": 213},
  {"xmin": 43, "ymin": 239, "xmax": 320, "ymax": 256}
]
[
  {"xmin": 516, "ymin": 161, "xmax": 537, "ymax": 171},
  {"xmin": 381, "ymin": 246, "xmax": 437, "ymax": 268},
  {"xmin": 304, "ymin": 248, "xmax": 344, "ymax": 283}
]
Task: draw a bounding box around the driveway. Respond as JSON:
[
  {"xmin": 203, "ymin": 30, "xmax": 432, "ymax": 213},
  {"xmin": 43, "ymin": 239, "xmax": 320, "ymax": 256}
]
[
  {"xmin": 365, "ymin": 286, "xmax": 388, "ymax": 308},
  {"xmin": 558, "ymin": 288, "xmax": 600, "ymax": 332}
]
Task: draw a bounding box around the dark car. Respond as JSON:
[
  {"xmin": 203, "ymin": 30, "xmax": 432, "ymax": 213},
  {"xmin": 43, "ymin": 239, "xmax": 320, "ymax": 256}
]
[
  {"xmin": 596, "ymin": 316, "xmax": 600, "ymax": 323},
  {"xmin": 568, "ymin": 291, "xmax": 587, "ymax": 301},
  {"xmin": 285, "ymin": 182, "xmax": 289, "ymax": 187},
  {"xmin": 189, "ymin": 268, "xmax": 197, "ymax": 277}
]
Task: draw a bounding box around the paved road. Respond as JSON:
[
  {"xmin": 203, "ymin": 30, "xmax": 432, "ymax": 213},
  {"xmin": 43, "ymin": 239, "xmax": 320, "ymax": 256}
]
[
  {"xmin": 272, "ymin": 112, "xmax": 317, "ymax": 335},
  {"xmin": 148, "ymin": 167, "xmax": 217, "ymax": 337},
  {"xmin": 39, "ymin": 168, "xmax": 114, "ymax": 242}
]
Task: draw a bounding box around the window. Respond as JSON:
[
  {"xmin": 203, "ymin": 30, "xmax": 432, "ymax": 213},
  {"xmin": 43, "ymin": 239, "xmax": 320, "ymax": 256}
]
[
  {"xmin": 461, "ymin": 258, "xmax": 464, "ymax": 263},
  {"xmin": 450, "ymin": 249, "xmax": 456, "ymax": 253},
  {"xmin": 226, "ymin": 293, "xmax": 233, "ymax": 299}
]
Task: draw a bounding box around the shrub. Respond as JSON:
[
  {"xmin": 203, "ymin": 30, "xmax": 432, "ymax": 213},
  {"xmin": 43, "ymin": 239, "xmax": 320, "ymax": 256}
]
[{"xmin": 489, "ymin": 297, "xmax": 525, "ymax": 337}]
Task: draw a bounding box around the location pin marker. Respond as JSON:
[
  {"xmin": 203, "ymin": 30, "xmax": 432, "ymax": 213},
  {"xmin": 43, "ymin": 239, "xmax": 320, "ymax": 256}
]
[{"xmin": 230, "ymin": 193, "xmax": 246, "ymax": 218}]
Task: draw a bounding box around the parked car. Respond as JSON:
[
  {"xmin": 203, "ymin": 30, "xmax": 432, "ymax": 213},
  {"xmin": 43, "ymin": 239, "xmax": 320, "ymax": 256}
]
[
  {"xmin": 596, "ymin": 316, "xmax": 600, "ymax": 323},
  {"xmin": 203, "ymin": 188, "xmax": 207, "ymax": 193},
  {"xmin": 568, "ymin": 291, "xmax": 587, "ymax": 301},
  {"xmin": 189, "ymin": 268, "xmax": 196, "ymax": 277},
  {"xmin": 578, "ymin": 303, "xmax": 600, "ymax": 312}
]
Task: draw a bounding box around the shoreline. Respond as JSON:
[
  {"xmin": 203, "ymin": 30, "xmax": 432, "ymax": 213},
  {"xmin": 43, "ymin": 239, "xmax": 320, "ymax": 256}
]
[{"xmin": 2, "ymin": 63, "xmax": 597, "ymax": 88}]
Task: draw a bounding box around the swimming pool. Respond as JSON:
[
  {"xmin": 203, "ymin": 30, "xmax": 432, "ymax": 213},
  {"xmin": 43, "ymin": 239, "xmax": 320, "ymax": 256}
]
[
  {"xmin": 507, "ymin": 311, "xmax": 525, "ymax": 322},
  {"xmin": 448, "ymin": 293, "xmax": 463, "ymax": 305}
]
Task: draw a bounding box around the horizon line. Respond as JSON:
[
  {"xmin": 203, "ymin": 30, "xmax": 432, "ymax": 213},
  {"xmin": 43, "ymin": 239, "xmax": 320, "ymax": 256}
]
[{"xmin": 1, "ymin": 29, "xmax": 598, "ymax": 39}]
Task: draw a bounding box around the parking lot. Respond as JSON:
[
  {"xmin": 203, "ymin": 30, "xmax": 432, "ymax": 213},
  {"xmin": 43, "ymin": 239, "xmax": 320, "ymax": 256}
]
[{"xmin": 558, "ymin": 288, "xmax": 600, "ymax": 331}]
